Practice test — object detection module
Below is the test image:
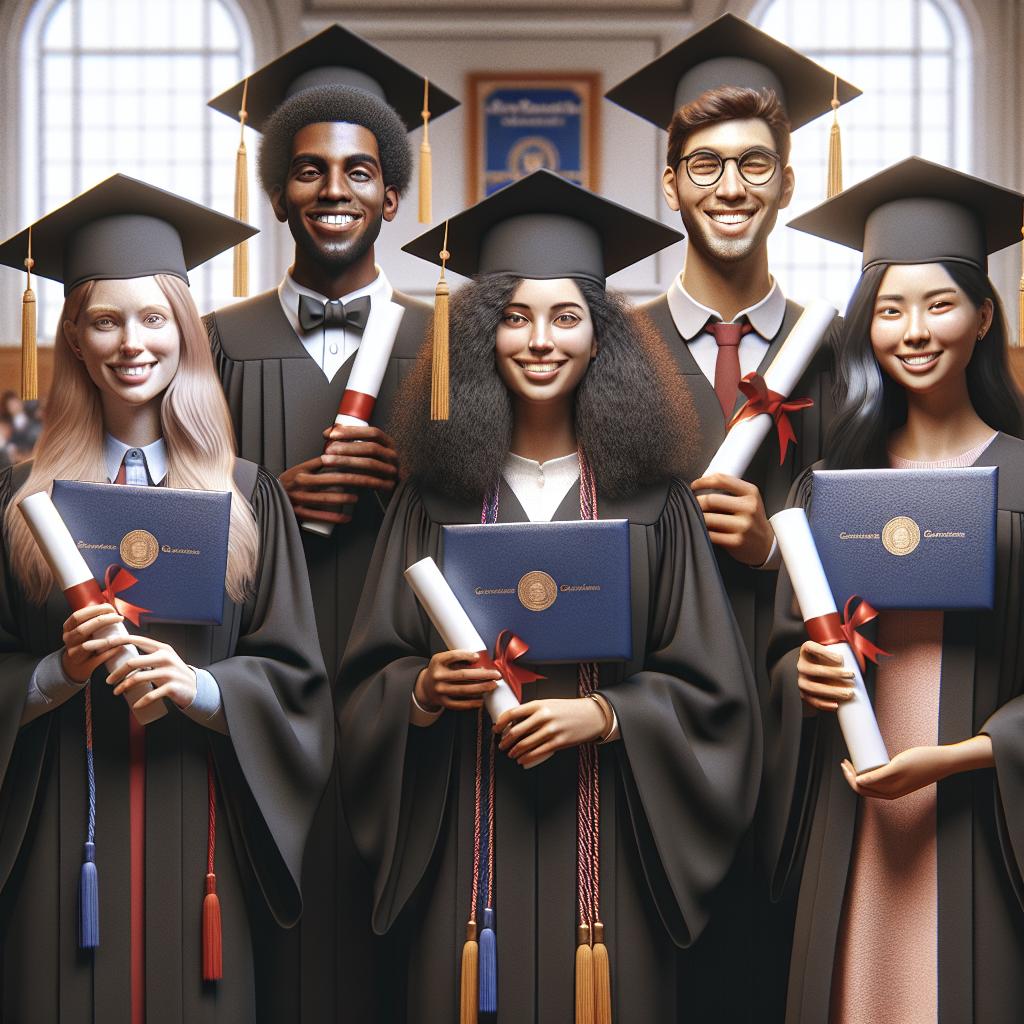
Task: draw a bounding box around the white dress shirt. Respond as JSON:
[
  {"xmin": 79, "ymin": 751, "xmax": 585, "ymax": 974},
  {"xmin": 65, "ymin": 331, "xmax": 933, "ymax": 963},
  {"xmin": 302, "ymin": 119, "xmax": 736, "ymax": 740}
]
[
  {"xmin": 278, "ymin": 267, "xmax": 393, "ymax": 382},
  {"xmin": 666, "ymin": 275, "xmax": 786, "ymax": 383}
]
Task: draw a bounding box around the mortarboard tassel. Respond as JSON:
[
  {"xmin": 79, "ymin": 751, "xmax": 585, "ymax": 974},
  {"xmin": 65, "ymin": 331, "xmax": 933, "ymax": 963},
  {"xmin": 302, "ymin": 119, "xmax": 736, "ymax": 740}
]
[
  {"xmin": 826, "ymin": 76, "xmax": 843, "ymax": 199},
  {"xmin": 430, "ymin": 221, "xmax": 450, "ymax": 420},
  {"xmin": 419, "ymin": 78, "xmax": 433, "ymax": 224},
  {"xmin": 575, "ymin": 924, "xmax": 595, "ymax": 1024},
  {"xmin": 592, "ymin": 921, "xmax": 612, "ymax": 1024},
  {"xmin": 1018, "ymin": 215, "xmax": 1023, "ymax": 347},
  {"xmin": 460, "ymin": 919, "xmax": 479, "ymax": 1024},
  {"xmin": 79, "ymin": 685, "xmax": 99, "ymax": 948},
  {"xmin": 202, "ymin": 752, "xmax": 223, "ymax": 981},
  {"xmin": 232, "ymin": 79, "xmax": 250, "ymax": 298},
  {"xmin": 21, "ymin": 226, "xmax": 37, "ymax": 401}
]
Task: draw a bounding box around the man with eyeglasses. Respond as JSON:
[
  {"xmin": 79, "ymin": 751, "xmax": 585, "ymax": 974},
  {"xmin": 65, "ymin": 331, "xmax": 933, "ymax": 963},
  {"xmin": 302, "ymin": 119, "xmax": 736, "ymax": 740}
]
[{"xmin": 607, "ymin": 15, "xmax": 859, "ymax": 1024}]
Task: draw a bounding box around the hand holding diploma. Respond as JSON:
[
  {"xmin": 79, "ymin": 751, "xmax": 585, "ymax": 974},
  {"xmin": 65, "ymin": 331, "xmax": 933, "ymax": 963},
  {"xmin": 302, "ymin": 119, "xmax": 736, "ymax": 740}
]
[
  {"xmin": 770, "ymin": 507, "xmax": 889, "ymax": 773},
  {"xmin": 18, "ymin": 492, "xmax": 166, "ymax": 725}
]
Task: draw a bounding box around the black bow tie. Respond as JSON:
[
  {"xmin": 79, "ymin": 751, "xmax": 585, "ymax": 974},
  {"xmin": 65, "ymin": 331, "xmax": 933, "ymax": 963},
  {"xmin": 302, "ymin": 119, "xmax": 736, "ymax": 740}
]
[{"xmin": 297, "ymin": 294, "xmax": 372, "ymax": 334}]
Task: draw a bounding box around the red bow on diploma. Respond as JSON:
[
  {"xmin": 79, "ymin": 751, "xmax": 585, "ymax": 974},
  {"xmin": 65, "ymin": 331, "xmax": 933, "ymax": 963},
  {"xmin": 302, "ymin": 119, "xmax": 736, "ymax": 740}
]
[
  {"xmin": 727, "ymin": 372, "xmax": 814, "ymax": 465},
  {"xmin": 805, "ymin": 595, "xmax": 891, "ymax": 672},
  {"xmin": 101, "ymin": 565, "xmax": 152, "ymax": 627},
  {"xmin": 476, "ymin": 629, "xmax": 545, "ymax": 701}
]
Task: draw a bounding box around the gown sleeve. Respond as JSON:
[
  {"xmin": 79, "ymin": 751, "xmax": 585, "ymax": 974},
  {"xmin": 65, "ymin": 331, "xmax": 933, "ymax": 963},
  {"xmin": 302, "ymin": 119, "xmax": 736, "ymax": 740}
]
[
  {"xmin": 205, "ymin": 467, "xmax": 333, "ymax": 927},
  {"xmin": 0, "ymin": 467, "xmax": 54, "ymax": 894},
  {"xmin": 599, "ymin": 479, "xmax": 762, "ymax": 948},
  {"xmin": 336, "ymin": 480, "xmax": 457, "ymax": 935}
]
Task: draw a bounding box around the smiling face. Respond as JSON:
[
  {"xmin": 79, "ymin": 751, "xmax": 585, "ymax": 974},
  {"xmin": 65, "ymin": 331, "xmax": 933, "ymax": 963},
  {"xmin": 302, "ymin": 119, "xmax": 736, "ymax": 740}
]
[
  {"xmin": 271, "ymin": 121, "xmax": 398, "ymax": 276},
  {"xmin": 661, "ymin": 117, "xmax": 794, "ymax": 265},
  {"xmin": 494, "ymin": 278, "xmax": 596, "ymax": 410},
  {"xmin": 870, "ymin": 262, "xmax": 993, "ymax": 397},
  {"xmin": 66, "ymin": 276, "xmax": 180, "ymax": 421}
]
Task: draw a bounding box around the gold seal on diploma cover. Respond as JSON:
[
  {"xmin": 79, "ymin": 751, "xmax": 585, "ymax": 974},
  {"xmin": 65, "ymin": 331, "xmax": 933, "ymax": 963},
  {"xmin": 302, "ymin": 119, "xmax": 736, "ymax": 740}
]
[
  {"xmin": 120, "ymin": 529, "xmax": 159, "ymax": 569},
  {"xmin": 517, "ymin": 570, "xmax": 558, "ymax": 612},
  {"xmin": 881, "ymin": 516, "xmax": 921, "ymax": 556}
]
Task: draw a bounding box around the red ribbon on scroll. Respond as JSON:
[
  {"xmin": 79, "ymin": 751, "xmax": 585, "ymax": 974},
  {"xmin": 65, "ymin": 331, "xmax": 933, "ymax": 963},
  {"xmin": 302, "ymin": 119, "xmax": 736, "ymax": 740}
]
[
  {"xmin": 726, "ymin": 372, "xmax": 814, "ymax": 465},
  {"xmin": 805, "ymin": 595, "xmax": 891, "ymax": 672},
  {"xmin": 338, "ymin": 389, "xmax": 376, "ymax": 424},
  {"xmin": 62, "ymin": 565, "xmax": 151, "ymax": 627},
  {"xmin": 475, "ymin": 629, "xmax": 545, "ymax": 701}
]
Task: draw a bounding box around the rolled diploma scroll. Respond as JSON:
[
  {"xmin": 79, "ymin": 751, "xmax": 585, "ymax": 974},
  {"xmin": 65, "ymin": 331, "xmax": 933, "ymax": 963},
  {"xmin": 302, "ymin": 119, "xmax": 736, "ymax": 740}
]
[
  {"xmin": 703, "ymin": 299, "xmax": 838, "ymax": 478},
  {"xmin": 404, "ymin": 557, "xmax": 521, "ymax": 725},
  {"xmin": 769, "ymin": 507, "xmax": 889, "ymax": 773},
  {"xmin": 19, "ymin": 492, "xmax": 166, "ymax": 725},
  {"xmin": 303, "ymin": 301, "xmax": 407, "ymax": 538}
]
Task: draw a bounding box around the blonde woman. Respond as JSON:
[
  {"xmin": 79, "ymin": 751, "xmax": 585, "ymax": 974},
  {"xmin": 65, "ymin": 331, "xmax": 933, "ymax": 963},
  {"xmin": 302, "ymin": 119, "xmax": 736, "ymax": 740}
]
[{"xmin": 0, "ymin": 177, "xmax": 332, "ymax": 1023}]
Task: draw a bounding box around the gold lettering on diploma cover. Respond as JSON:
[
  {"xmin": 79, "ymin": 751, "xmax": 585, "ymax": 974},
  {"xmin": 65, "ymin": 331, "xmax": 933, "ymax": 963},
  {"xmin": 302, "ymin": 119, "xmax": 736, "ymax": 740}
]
[
  {"xmin": 517, "ymin": 570, "xmax": 558, "ymax": 612},
  {"xmin": 119, "ymin": 530, "xmax": 159, "ymax": 569},
  {"xmin": 881, "ymin": 516, "xmax": 921, "ymax": 557}
]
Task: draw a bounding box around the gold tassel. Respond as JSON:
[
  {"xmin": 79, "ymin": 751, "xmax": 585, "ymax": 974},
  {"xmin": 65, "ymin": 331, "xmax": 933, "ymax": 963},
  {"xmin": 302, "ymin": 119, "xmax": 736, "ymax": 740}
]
[
  {"xmin": 1018, "ymin": 216, "xmax": 1023, "ymax": 347},
  {"xmin": 21, "ymin": 227, "xmax": 37, "ymax": 401},
  {"xmin": 419, "ymin": 78, "xmax": 432, "ymax": 224},
  {"xmin": 592, "ymin": 921, "xmax": 612, "ymax": 1024},
  {"xmin": 460, "ymin": 919, "xmax": 479, "ymax": 1024},
  {"xmin": 430, "ymin": 220, "xmax": 451, "ymax": 421},
  {"xmin": 233, "ymin": 78, "xmax": 250, "ymax": 297},
  {"xmin": 575, "ymin": 924, "xmax": 595, "ymax": 1024},
  {"xmin": 826, "ymin": 75, "xmax": 843, "ymax": 199}
]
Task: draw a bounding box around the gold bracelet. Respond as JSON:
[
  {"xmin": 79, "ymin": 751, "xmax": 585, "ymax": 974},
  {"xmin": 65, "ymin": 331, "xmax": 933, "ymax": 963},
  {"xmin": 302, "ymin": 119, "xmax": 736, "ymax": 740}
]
[{"xmin": 588, "ymin": 693, "xmax": 614, "ymax": 744}]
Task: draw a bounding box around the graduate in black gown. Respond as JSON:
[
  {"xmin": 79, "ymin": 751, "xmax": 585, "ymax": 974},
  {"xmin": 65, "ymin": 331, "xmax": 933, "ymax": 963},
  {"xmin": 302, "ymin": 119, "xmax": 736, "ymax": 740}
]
[
  {"xmin": 0, "ymin": 177, "xmax": 332, "ymax": 1023},
  {"xmin": 205, "ymin": 29, "xmax": 459, "ymax": 1022},
  {"xmin": 766, "ymin": 159, "xmax": 1024, "ymax": 1024},
  {"xmin": 606, "ymin": 24, "xmax": 860, "ymax": 1017},
  {"xmin": 337, "ymin": 171, "xmax": 762, "ymax": 1023}
]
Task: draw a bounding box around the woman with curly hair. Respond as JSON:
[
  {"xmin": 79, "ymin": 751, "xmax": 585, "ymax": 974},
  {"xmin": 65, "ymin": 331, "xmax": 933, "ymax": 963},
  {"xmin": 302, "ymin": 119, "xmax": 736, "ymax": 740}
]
[
  {"xmin": 0, "ymin": 177, "xmax": 333, "ymax": 1023},
  {"xmin": 337, "ymin": 171, "xmax": 761, "ymax": 1023}
]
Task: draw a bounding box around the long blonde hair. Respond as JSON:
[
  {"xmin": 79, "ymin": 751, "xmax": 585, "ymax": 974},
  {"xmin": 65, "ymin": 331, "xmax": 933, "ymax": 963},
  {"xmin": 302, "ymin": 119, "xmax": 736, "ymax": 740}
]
[{"xmin": 6, "ymin": 274, "xmax": 259, "ymax": 604}]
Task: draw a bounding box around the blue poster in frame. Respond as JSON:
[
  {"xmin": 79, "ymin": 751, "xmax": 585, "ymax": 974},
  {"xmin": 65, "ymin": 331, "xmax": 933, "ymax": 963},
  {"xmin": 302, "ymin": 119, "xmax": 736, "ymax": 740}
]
[{"xmin": 468, "ymin": 74, "xmax": 600, "ymax": 202}]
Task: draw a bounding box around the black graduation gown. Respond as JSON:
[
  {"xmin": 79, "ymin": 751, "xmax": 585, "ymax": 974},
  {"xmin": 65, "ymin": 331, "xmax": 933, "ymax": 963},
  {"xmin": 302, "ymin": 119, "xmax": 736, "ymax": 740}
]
[
  {"xmin": 0, "ymin": 460, "xmax": 333, "ymax": 1023},
  {"xmin": 641, "ymin": 295, "xmax": 837, "ymax": 1022},
  {"xmin": 765, "ymin": 432, "xmax": 1024, "ymax": 1024},
  {"xmin": 337, "ymin": 474, "xmax": 761, "ymax": 1023},
  {"xmin": 204, "ymin": 287, "xmax": 429, "ymax": 1024}
]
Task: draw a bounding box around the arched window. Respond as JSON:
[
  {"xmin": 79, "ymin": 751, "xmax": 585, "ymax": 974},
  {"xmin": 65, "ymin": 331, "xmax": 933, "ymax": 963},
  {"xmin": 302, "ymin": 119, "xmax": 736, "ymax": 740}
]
[
  {"xmin": 20, "ymin": 0, "xmax": 254, "ymax": 331},
  {"xmin": 752, "ymin": 0, "xmax": 971, "ymax": 312}
]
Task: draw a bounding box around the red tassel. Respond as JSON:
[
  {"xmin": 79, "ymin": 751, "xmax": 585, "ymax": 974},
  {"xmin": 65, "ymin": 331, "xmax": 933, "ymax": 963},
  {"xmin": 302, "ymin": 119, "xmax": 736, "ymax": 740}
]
[{"xmin": 202, "ymin": 872, "xmax": 223, "ymax": 981}]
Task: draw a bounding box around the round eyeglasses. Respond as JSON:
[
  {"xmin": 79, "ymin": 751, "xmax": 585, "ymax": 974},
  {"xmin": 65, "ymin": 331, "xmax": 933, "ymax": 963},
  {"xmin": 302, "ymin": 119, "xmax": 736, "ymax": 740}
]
[{"xmin": 679, "ymin": 148, "xmax": 780, "ymax": 187}]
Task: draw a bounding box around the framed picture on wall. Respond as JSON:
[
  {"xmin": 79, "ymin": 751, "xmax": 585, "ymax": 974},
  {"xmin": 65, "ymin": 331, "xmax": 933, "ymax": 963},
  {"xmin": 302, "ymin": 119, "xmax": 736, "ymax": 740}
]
[{"xmin": 466, "ymin": 72, "xmax": 601, "ymax": 203}]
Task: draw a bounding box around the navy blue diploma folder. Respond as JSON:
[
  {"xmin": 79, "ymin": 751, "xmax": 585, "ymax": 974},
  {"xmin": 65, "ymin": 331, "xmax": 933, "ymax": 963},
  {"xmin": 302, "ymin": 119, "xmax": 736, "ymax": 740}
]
[
  {"xmin": 442, "ymin": 519, "xmax": 632, "ymax": 663},
  {"xmin": 51, "ymin": 480, "xmax": 231, "ymax": 625},
  {"xmin": 808, "ymin": 467, "xmax": 997, "ymax": 610}
]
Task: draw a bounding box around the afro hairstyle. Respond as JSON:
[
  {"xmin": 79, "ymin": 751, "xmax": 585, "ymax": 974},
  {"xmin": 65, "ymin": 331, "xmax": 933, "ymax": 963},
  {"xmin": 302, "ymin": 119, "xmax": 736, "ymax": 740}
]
[{"xmin": 257, "ymin": 84, "xmax": 413, "ymax": 198}]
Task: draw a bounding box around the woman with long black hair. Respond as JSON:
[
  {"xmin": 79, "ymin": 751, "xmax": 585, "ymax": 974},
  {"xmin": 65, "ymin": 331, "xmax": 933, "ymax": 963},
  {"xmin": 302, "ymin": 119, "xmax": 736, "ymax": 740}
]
[
  {"xmin": 766, "ymin": 157, "xmax": 1024, "ymax": 1024},
  {"xmin": 336, "ymin": 171, "xmax": 761, "ymax": 1023}
]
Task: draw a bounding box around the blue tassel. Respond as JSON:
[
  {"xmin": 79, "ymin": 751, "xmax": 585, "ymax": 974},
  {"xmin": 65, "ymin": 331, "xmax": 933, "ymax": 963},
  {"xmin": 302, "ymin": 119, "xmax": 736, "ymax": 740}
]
[
  {"xmin": 479, "ymin": 906, "xmax": 496, "ymax": 1014},
  {"xmin": 79, "ymin": 842, "xmax": 99, "ymax": 949}
]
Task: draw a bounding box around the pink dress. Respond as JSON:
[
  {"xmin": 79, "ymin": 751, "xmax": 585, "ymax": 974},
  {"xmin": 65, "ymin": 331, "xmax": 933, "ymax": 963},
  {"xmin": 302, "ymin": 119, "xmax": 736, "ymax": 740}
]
[{"xmin": 830, "ymin": 435, "xmax": 997, "ymax": 1024}]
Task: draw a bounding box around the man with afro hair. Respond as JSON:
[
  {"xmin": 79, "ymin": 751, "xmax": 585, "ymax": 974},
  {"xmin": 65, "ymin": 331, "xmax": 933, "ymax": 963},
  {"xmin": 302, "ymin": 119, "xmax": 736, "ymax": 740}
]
[{"xmin": 204, "ymin": 26, "xmax": 458, "ymax": 1024}]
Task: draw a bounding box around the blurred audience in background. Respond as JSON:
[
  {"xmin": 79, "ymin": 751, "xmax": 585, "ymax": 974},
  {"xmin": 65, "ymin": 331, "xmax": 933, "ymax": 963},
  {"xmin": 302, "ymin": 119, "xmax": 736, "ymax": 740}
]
[{"xmin": 0, "ymin": 391, "xmax": 43, "ymax": 468}]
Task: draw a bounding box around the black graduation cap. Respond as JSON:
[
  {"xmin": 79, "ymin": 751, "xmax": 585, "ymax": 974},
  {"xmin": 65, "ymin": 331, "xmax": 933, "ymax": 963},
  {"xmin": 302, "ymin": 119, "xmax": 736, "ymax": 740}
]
[
  {"xmin": 403, "ymin": 170, "xmax": 683, "ymax": 421},
  {"xmin": 787, "ymin": 157, "xmax": 1024, "ymax": 273},
  {"xmin": 605, "ymin": 13, "xmax": 860, "ymax": 132},
  {"xmin": 402, "ymin": 169, "xmax": 683, "ymax": 286},
  {"xmin": 0, "ymin": 173, "xmax": 257, "ymax": 294},
  {"xmin": 207, "ymin": 24, "xmax": 459, "ymax": 134}
]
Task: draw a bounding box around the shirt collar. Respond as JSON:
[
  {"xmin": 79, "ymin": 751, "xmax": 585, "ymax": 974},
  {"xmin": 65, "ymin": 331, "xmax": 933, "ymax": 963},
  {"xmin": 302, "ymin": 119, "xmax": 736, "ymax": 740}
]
[
  {"xmin": 104, "ymin": 435, "xmax": 168, "ymax": 484},
  {"xmin": 278, "ymin": 267, "xmax": 393, "ymax": 337},
  {"xmin": 666, "ymin": 275, "xmax": 786, "ymax": 341}
]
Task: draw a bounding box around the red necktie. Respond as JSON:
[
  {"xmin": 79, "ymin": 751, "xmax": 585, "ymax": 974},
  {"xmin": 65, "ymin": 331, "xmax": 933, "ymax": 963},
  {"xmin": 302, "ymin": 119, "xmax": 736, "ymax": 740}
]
[{"xmin": 708, "ymin": 320, "xmax": 753, "ymax": 421}]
